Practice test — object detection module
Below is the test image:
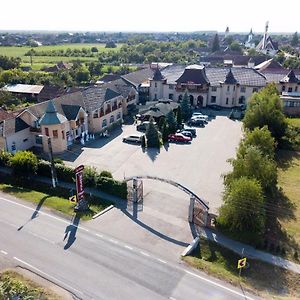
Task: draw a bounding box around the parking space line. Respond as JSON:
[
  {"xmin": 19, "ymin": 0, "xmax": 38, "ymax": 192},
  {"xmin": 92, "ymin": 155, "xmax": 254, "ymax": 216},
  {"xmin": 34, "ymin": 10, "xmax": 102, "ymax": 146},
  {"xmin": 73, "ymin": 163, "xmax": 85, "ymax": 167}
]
[{"xmin": 1, "ymin": 250, "xmax": 8, "ymax": 255}]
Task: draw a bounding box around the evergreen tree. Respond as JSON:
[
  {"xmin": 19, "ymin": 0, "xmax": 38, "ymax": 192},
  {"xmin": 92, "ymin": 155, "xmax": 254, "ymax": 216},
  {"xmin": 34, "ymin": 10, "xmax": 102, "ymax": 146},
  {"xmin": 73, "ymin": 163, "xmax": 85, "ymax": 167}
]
[
  {"xmin": 180, "ymin": 91, "xmax": 192, "ymax": 121},
  {"xmin": 166, "ymin": 110, "xmax": 177, "ymax": 134},
  {"xmin": 146, "ymin": 118, "xmax": 160, "ymax": 148},
  {"xmin": 291, "ymin": 32, "xmax": 299, "ymax": 46},
  {"xmin": 211, "ymin": 33, "xmax": 220, "ymax": 52},
  {"xmin": 141, "ymin": 135, "xmax": 146, "ymax": 148},
  {"xmin": 161, "ymin": 122, "xmax": 169, "ymax": 144},
  {"xmin": 176, "ymin": 106, "xmax": 182, "ymax": 128},
  {"xmin": 158, "ymin": 116, "xmax": 166, "ymax": 131}
]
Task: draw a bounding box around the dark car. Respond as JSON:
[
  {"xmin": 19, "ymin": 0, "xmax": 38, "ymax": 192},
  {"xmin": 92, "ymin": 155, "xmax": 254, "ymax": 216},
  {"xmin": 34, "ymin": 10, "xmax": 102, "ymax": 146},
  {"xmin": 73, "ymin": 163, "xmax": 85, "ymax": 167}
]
[
  {"xmin": 182, "ymin": 128, "xmax": 196, "ymax": 137},
  {"xmin": 180, "ymin": 130, "xmax": 193, "ymax": 139},
  {"xmin": 168, "ymin": 133, "xmax": 192, "ymax": 143},
  {"xmin": 207, "ymin": 104, "xmax": 222, "ymax": 111},
  {"xmin": 187, "ymin": 119, "xmax": 205, "ymax": 127}
]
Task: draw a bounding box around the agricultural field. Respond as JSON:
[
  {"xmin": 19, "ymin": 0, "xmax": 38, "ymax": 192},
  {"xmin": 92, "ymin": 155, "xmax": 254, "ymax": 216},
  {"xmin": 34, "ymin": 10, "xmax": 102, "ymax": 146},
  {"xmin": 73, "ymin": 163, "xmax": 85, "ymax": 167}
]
[{"xmin": 0, "ymin": 43, "xmax": 122, "ymax": 70}]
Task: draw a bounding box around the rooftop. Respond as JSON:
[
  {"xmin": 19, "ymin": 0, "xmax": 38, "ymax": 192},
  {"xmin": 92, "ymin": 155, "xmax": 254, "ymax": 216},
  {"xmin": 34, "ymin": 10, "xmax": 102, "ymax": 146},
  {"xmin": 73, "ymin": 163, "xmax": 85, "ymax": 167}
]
[{"xmin": 3, "ymin": 84, "xmax": 44, "ymax": 94}]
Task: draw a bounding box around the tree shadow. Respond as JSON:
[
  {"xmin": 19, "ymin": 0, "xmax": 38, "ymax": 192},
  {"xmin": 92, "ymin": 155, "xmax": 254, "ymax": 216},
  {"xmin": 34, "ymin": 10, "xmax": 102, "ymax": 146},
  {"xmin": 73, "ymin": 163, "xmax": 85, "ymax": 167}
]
[
  {"xmin": 63, "ymin": 214, "xmax": 81, "ymax": 250},
  {"xmin": 146, "ymin": 147, "xmax": 160, "ymax": 162},
  {"xmin": 276, "ymin": 150, "xmax": 300, "ymax": 170},
  {"xmin": 163, "ymin": 143, "xmax": 169, "ymax": 152},
  {"xmin": 17, "ymin": 195, "xmax": 51, "ymax": 231}
]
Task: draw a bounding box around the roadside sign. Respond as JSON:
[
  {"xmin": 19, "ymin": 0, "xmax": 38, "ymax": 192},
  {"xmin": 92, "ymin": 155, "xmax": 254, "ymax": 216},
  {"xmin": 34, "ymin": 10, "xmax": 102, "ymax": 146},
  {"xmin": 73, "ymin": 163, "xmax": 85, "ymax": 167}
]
[
  {"xmin": 237, "ymin": 257, "xmax": 247, "ymax": 269},
  {"xmin": 75, "ymin": 165, "xmax": 85, "ymax": 201},
  {"xmin": 69, "ymin": 195, "xmax": 77, "ymax": 203}
]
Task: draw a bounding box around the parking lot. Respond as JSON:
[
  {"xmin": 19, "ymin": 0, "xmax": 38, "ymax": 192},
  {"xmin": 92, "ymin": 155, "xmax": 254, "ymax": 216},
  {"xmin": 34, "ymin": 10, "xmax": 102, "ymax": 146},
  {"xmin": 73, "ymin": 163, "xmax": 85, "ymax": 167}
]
[{"xmin": 60, "ymin": 115, "xmax": 242, "ymax": 215}]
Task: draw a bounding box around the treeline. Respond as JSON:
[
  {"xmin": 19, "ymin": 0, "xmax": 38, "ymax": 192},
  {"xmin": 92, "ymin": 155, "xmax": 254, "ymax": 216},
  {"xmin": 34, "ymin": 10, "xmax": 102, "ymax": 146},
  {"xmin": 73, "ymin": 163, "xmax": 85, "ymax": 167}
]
[{"xmin": 0, "ymin": 55, "xmax": 21, "ymax": 70}]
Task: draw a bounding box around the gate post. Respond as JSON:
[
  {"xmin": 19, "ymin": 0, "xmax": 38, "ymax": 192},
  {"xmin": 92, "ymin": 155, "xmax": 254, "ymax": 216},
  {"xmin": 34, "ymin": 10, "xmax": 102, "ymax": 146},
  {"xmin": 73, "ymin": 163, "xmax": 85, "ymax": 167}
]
[
  {"xmin": 132, "ymin": 177, "xmax": 138, "ymax": 203},
  {"xmin": 188, "ymin": 196, "xmax": 195, "ymax": 223}
]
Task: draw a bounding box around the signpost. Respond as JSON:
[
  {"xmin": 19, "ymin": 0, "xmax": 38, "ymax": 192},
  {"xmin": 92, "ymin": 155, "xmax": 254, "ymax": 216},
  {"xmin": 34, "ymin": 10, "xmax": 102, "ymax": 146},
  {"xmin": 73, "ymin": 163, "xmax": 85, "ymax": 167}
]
[
  {"xmin": 237, "ymin": 257, "xmax": 247, "ymax": 269},
  {"xmin": 74, "ymin": 165, "xmax": 88, "ymax": 211}
]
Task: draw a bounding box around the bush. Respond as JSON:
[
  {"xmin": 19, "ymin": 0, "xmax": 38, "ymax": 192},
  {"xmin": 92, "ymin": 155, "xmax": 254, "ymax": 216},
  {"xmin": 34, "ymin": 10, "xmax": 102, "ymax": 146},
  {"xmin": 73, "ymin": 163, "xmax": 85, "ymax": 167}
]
[
  {"xmin": 99, "ymin": 170, "xmax": 113, "ymax": 178},
  {"xmin": 0, "ymin": 150, "xmax": 12, "ymax": 167},
  {"xmin": 83, "ymin": 166, "xmax": 98, "ymax": 186},
  {"xmin": 96, "ymin": 175, "xmax": 127, "ymax": 199},
  {"xmin": 55, "ymin": 164, "xmax": 74, "ymax": 183},
  {"xmin": 9, "ymin": 151, "xmax": 38, "ymax": 177},
  {"xmin": 37, "ymin": 160, "xmax": 51, "ymax": 177}
]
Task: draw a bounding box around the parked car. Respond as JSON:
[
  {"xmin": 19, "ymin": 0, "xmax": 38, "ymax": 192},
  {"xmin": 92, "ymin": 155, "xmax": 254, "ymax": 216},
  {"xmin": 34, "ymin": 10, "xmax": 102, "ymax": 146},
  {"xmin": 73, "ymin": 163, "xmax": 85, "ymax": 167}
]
[
  {"xmin": 180, "ymin": 130, "xmax": 193, "ymax": 139},
  {"xmin": 192, "ymin": 112, "xmax": 209, "ymax": 121},
  {"xmin": 191, "ymin": 116, "xmax": 208, "ymax": 123},
  {"xmin": 182, "ymin": 127, "xmax": 196, "ymax": 137},
  {"xmin": 187, "ymin": 119, "xmax": 206, "ymax": 127},
  {"xmin": 136, "ymin": 121, "xmax": 157, "ymax": 132},
  {"xmin": 168, "ymin": 133, "xmax": 192, "ymax": 143},
  {"xmin": 207, "ymin": 104, "xmax": 222, "ymax": 111},
  {"xmin": 122, "ymin": 135, "xmax": 143, "ymax": 144}
]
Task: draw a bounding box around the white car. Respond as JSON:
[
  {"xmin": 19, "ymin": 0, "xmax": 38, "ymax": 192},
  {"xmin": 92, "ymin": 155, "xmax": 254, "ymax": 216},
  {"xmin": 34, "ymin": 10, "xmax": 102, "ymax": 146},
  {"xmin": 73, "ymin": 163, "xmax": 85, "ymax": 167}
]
[
  {"xmin": 122, "ymin": 135, "xmax": 143, "ymax": 144},
  {"xmin": 192, "ymin": 112, "xmax": 209, "ymax": 121}
]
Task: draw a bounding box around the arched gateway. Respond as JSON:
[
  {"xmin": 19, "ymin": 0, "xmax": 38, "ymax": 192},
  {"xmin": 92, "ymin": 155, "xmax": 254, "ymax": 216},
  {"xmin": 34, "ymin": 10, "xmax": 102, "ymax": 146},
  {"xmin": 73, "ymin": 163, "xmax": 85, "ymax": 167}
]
[{"xmin": 125, "ymin": 176, "xmax": 210, "ymax": 227}]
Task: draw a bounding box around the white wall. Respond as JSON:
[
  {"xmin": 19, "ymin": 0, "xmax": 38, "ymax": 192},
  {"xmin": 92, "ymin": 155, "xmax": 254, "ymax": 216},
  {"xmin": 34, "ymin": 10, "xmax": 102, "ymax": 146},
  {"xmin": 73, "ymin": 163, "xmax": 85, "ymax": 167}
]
[{"xmin": 6, "ymin": 128, "xmax": 34, "ymax": 153}]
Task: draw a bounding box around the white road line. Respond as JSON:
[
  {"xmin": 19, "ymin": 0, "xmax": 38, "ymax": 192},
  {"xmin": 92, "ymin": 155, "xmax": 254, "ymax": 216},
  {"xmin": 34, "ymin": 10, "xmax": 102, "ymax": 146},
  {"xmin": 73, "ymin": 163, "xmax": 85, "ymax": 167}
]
[
  {"xmin": 169, "ymin": 297, "xmax": 176, "ymax": 300},
  {"xmin": 96, "ymin": 233, "xmax": 103, "ymax": 238},
  {"xmin": 157, "ymin": 258, "xmax": 167, "ymax": 264},
  {"xmin": 109, "ymin": 239, "xmax": 118, "ymax": 244},
  {"xmin": 1, "ymin": 250, "xmax": 8, "ymax": 255},
  {"xmin": 184, "ymin": 270, "xmax": 255, "ymax": 300},
  {"xmin": 124, "ymin": 245, "xmax": 133, "ymax": 250},
  {"xmin": 13, "ymin": 257, "xmax": 84, "ymax": 296},
  {"xmin": 140, "ymin": 251, "xmax": 150, "ymax": 257},
  {"xmin": 30, "ymin": 232, "xmax": 55, "ymax": 244}
]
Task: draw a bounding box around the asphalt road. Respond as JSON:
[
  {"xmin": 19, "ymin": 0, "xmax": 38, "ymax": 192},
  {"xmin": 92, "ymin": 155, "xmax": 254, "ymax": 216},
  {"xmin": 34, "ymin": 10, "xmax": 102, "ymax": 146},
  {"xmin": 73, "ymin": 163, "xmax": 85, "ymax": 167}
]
[{"xmin": 0, "ymin": 193, "xmax": 258, "ymax": 300}]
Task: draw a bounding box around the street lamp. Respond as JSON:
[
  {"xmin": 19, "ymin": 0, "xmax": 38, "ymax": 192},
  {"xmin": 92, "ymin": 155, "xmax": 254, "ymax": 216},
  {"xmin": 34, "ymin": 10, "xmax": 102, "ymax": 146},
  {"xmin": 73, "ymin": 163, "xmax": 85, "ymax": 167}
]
[{"xmin": 38, "ymin": 135, "xmax": 57, "ymax": 188}]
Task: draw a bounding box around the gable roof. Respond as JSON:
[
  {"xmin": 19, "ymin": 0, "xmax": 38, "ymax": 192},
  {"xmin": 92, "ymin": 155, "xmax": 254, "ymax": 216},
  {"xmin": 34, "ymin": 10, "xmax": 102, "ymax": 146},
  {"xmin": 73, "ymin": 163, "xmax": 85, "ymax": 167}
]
[
  {"xmin": 3, "ymin": 84, "xmax": 44, "ymax": 95},
  {"xmin": 121, "ymin": 67, "xmax": 155, "ymax": 87},
  {"xmin": 152, "ymin": 68, "xmax": 165, "ymax": 81},
  {"xmin": 280, "ymin": 70, "xmax": 299, "ymax": 84},
  {"xmin": 61, "ymin": 104, "xmax": 82, "ymax": 120},
  {"xmin": 224, "ymin": 69, "xmax": 237, "ymax": 84},
  {"xmin": 2, "ymin": 117, "xmax": 30, "ymax": 136},
  {"xmin": 176, "ymin": 65, "xmax": 209, "ymax": 85}
]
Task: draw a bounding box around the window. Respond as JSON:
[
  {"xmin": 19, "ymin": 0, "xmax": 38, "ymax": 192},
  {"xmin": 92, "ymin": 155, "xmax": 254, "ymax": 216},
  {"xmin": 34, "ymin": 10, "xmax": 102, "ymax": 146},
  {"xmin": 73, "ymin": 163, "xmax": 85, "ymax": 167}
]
[
  {"xmin": 102, "ymin": 119, "xmax": 107, "ymax": 128},
  {"xmin": 110, "ymin": 115, "xmax": 115, "ymax": 124},
  {"xmin": 226, "ymin": 98, "xmax": 229, "ymax": 105},
  {"xmin": 253, "ymin": 88, "xmax": 258, "ymax": 93},
  {"xmin": 93, "ymin": 111, "xmax": 98, "ymax": 118},
  {"xmin": 169, "ymin": 84, "xmax": 174, "ymax": 90},
  {"xmin": 240, "ymin": 86, "xmax": 246, "ymax": 93},
  {"xmin": 239, "ymin": 96, "xmax": 245, "ymax": 104},
  {"xmin": 288, "ymin": 87, "xmax": 293, "ymax": 93},
  {"xmin": 53, "ymin": 130, "xmax": 58, "ymax": 139},
  {"xmin": 155, "ymin": 82, "xmax": 157, "ymax": 88},
  {"xmin": 62, "ymin": 131, "xmax": 65, "ymax": 140},
  {"xmin": 45, "ymin": 127, "xmax": 49, "ymax": 136},
  {"xmin": 35, "ymin": 135, "xmax": 42, "ymax": 145},
  {"xmin": 117, "ymin": 112, "xmax": 121, "ymax": 119},
  {"xmin": 282, "ymin": 85, "xmax": 286, "ymax": 92},
  {"xmin": 23, "ymin": 138, "xmax": 28, "ymax": 142},
  {"xmin": 232, "ymin": 98, "xmax": 234, "ymax": 104},
  {"xmin": 154, "ymin": 93, "xmax": 157, "ymax": 100},
  {"xmin": 233, "ymin": 86, "xmax": 236, "ymax": 91},
  {"xmin": 211, "ymin": 86, "xmax": 217, "ymax": 92},
  {"xmin": 210, "ymin": 96, "xmax": 216, "ymax": 103},
  {"xmin": 169, "ymin": 93, "xmax": 173, "ymax": 100},
  {"xmin": 296, "ymin": 86, "xmax": 298, "ymax": 92},
  {"xmin": 227, "ymin": 86, "xmax": 230, "ymax": 92}
]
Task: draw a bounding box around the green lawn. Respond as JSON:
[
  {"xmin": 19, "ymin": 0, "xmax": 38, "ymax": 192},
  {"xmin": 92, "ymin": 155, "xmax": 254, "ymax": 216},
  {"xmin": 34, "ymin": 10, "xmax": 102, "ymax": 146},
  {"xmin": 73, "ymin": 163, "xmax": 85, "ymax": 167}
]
[
  {"xmin": 287, "ymin": 118, "xmax": 300, "ymax": 128},
  {"xmin": 0, "ymin": 270, "xmax": 62, "ymax": 299},
  {"xmin": 184, "ymin": 238, "xmax": 300, "ymax": 299},
  {"xmin": 0, "ymin": 182, "xmax": 111, "ymax": 221}
]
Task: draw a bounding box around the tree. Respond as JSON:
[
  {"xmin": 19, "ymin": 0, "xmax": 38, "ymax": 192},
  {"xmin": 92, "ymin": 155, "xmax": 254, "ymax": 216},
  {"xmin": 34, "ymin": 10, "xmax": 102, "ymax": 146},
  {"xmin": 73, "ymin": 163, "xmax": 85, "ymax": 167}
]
[
  {"xmin": 146, "ymin": 118, "xmax": 160, "ymax": 148},
  {"xmin": 218, "ymin": 177, "xmax": 265, "ymax": 234},
  {"xmin": 166, "ymin": 110, "xmax": 177, "ymax": 134},
  {"xmin": 229, "ymin": 41, "xmax": 243, "ymax": 54},
  {"xmin": 225, "ymin": 146, "xmax": 277, "ymax": 193},
  {"xmin": 105, "ymin": 41, "xmax": 117, "ymax": 48},
  {"xmin": 291, "ymin": 32, "xmax": 299, "ymax": 46},
  {"xmin": 211, "ymin": 33, "xmax": 220, "ymax": 52},
  {"xmin": 9, "ymin": 151, "xmax": 38, "ymax": 177},
  {"xmin": 176, "ymin": 106, "xmax": 182, "ymax": 128},
  {"xmin": 0, "ymin": 55, "xmax": 21, "ymax": 70},
  {"xmin": 161, "ymin": 122, "xmax": 169, "ymax": 144},
  {"xmin": 180, "ymin": 91, "xmax": 192, "ymax": 121},
  {"xmin": 239, "ymin": 126, "xmax": 276, "ymax": 159},
  {"xmin": 75, "ymin": 66, "xmax": 91, "ymax": 83},
  {"xmin": 141, "ymin": 135, "xmax": 146, "ymax": 148},
  {"xmin": 91, "ymin": 46, "xmax": 98, "ymax": 52},
  {"xmin": 243, "ymin": 83, "xmax": 287, "ymax": 143}
]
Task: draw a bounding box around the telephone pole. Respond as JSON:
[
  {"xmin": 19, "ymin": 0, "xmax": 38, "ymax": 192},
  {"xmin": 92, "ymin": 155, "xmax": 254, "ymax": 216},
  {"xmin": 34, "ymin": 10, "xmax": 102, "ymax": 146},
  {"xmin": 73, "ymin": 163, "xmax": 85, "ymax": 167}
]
[{"xmin": 47, "ymin": 137, "xmax": 57, "ymax": 188}]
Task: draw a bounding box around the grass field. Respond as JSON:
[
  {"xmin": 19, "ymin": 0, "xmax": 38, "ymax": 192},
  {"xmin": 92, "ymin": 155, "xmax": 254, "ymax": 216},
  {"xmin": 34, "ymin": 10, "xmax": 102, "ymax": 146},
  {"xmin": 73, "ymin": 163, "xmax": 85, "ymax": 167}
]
[
  {"xmin": 0, "ymin": 43, "xmax": 122, "ymax": 70},
  {"xmin": 0, "ymin": 182, "xmax": 111, "ymax": 221},
  {"xmin": 184, "ymin": 238, "xmax": 300, "ymax": 299},
  {"xmin": 287, "ymin": 117, "xmax": 300, "ymax": 128},
  {"xmin": 0, "ymin": 270, "xmax": 62, "ymax": 299}
]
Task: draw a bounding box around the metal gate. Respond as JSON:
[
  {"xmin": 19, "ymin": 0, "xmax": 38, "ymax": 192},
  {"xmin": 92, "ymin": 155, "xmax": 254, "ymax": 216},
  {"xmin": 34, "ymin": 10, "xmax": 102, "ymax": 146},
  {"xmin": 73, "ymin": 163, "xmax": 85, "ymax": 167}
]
[{"xmin": 127, "ymin": 178, "xmax": 143, "ymax": 212}]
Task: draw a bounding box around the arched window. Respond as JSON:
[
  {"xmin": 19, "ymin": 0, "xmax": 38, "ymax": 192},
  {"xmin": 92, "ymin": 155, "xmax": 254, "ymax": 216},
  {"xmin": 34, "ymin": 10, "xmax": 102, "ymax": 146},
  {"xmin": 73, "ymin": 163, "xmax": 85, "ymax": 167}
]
[
  {"xmin": 189, "ymin": 95, "xmax": 194, "ymax": 106},
  {"xmin": 178, "ymin": 95, "xmax": 183, "ymax": 101},
  {"xmin": 197, "ymin": 95, "xmax": 203, "ymax": 107},
  {"xmin": 239, "ymin": 96, "xmax": 245, "ymax": 104},
  {"xmin": 110, "ymin": 115, "xmax": 115, "ymax": 124},
  {"xmin": 117, "ymin": 112, "xmax": 121, "ymax": 119},
  {"xmin": 102, "ymin": 119, "xmax": 107, "ymax": 128}
]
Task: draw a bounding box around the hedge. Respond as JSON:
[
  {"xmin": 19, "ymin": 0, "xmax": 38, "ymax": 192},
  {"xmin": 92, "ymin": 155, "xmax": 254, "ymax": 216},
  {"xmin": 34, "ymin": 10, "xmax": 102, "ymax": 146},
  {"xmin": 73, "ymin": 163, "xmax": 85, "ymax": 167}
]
[{"xmin": 96, "ymin": 176, "xmax": 127, "ymax": 199}]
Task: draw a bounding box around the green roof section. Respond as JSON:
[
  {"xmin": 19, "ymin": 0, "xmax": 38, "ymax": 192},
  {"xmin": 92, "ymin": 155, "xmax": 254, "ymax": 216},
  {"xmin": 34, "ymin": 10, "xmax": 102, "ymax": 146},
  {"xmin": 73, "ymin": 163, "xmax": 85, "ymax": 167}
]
[
  {"xmin": 15, "ymin": 117, "xmax": 30, "ymax": 133},
  {"xmin": 61, "ymin": 104, "xmax": 81, "ymax": 120},
  {"xmin": 39, "ymin": 100, "xmax": 67, "ymax": 126}
]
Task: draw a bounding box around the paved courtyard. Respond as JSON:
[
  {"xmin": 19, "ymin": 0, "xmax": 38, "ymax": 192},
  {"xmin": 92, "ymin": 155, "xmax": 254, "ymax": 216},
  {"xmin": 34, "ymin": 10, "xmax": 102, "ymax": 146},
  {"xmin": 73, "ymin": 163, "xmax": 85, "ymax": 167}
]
[{"xmin": 60, "ymin": 115, "xmax": 242, "ymax": 215}]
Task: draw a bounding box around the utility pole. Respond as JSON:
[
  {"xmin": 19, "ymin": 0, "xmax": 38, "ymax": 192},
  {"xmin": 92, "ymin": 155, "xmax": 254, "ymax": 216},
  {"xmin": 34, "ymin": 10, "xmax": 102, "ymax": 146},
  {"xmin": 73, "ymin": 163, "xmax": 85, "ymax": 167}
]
[{"xmin": 47, "ymin": 137, "xmax": 57, "ymax": 188}]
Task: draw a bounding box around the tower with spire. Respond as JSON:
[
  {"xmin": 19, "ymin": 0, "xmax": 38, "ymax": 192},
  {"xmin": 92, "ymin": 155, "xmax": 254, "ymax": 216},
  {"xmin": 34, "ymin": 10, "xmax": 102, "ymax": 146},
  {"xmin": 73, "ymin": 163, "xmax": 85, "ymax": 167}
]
[{"xmin": 256, "ymin": 21, "xmax": 278, "ymax": 56}]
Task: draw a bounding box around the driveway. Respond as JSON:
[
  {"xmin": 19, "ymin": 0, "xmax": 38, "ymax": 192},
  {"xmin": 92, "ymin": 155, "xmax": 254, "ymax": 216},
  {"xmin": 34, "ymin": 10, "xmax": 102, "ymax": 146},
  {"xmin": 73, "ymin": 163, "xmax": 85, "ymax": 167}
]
[{"xmin": 61, "ymin": 115, "xmax": 242, "ymax": 215}]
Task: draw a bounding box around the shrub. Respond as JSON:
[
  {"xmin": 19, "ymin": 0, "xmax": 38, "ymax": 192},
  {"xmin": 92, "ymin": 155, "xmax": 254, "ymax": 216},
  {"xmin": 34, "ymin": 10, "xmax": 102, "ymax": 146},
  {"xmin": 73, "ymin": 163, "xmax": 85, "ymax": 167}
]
[
  {"xmin": 37, "ymin": 160, "xmax": 51, "ymax": 177},
  {"xmin": 55, "ymin": 164, "xmax": 74, "ymax": 183},
  {"xmin": 96, "ymin": 175, "xmax": 127, "ymax": 199},
  {"xmin": 99, "ymin": 170, "xmax": 113, "ymax": 178},
  {"xmin": 0, "ymin": 150, "xmax": 12, "ymax": 167},
  {"xmin": 83, "ymin": 166, "xmax": 98, "ymax": 186},
  {"xmin": 9, "ymin": 151, "xmax": 38, "ymax": 177}
]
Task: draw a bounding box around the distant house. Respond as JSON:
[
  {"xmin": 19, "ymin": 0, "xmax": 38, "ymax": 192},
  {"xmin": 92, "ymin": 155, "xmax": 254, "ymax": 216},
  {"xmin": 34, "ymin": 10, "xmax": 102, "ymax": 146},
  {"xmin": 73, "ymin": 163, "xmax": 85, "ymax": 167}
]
[
  {"xmin": 43, "ymin": 61, "xmax": 73, "ymax": 73},
  {"xmin": 2, "ymin": 84, "xmax": 44, "ymax": 100}
]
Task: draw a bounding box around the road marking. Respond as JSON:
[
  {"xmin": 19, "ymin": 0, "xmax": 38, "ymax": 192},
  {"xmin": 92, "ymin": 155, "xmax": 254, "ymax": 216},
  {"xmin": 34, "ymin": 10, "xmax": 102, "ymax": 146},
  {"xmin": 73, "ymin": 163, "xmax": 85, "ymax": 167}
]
[
  {"xmin": 184, "ymin": 270, "xmax": 255, "ymax": 300},
  {"xmin": 169, "ymin": 297, "xmax": 176, "ymax": 300},
  {"xmin": 96, "ymin": 233, "xmax": 103, "ymax": 238},
  {"xmin": 124, "ymin": 245, "xmax": 133, "ymax": 250},
  {"xmin": 1, "ymin": 250, "xmax": 8, "ymax": 255},
  {"xmin": 109, "ymin": 239, "xmax": 118, "ymax": 244},
  {"xmin": 157, "ymin": 258, "xmax": 167, "ymax": 264},
  {"xmin": 13, "ymin": 257, "xmax": 84, "ymax": 296},
  {"xmin": 140, "ymin": 251, "xmax": 150, "ymax": 257}
]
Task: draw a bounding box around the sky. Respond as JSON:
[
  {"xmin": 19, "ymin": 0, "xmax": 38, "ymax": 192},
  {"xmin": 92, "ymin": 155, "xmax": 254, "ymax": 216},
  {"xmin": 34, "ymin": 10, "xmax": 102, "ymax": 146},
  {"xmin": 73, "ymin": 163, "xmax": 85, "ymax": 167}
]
[{"xmin": 1, "ymin": 0, "xmax": 300, "ymax": 33}]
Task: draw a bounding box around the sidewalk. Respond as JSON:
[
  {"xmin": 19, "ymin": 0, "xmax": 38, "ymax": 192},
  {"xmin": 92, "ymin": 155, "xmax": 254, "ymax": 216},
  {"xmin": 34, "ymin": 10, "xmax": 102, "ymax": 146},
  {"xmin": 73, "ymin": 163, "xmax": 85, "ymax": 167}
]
[{"xmin": 199, "ymin": 227, "xmax": 300, "ymax": 274}]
